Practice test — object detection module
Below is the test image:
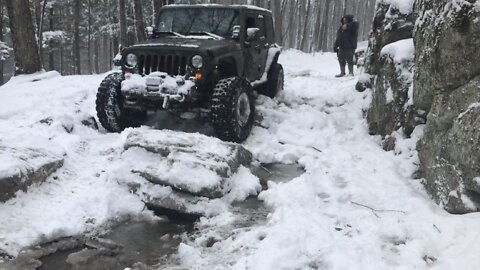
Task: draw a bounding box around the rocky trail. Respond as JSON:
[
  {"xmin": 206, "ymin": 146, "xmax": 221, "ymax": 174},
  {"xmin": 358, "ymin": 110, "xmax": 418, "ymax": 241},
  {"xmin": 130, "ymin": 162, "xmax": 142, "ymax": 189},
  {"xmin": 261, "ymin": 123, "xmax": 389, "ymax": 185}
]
[{"xmin": 1, "ymin": 51, "xmax": 480, "ymax": 270}]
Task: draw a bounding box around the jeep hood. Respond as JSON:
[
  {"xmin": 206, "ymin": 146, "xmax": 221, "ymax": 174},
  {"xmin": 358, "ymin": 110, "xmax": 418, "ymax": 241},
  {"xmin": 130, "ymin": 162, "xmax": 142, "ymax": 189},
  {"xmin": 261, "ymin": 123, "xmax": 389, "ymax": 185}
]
[{"xmin": 129, "ymin": 37, "xmax": 241, "ymax": 55}]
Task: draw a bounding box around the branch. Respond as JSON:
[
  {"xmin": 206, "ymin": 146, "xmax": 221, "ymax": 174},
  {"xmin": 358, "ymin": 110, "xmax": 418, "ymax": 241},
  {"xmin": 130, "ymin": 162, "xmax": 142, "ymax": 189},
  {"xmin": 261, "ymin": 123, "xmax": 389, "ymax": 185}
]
[{"xmin": 350, "ymin": 201, "xmax": 406, "ymax": 218}]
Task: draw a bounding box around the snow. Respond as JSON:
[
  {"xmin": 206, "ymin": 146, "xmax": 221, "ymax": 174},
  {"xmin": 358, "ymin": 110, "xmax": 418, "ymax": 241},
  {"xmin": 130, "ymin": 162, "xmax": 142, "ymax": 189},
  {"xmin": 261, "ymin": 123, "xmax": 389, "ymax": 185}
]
[
  {"xmin": 133, "ymin": 43, "xmax": 200, "ymax": 48},
  {"xmin": 1, "ymin": 51, "xmax": 480, "ymax": 269},
  {"xmin": 0, "ymin": 146, "xmax": 63, "ymax": 181},
  {"xmin": 167, "ymin": 4, "xmax": 272, "ymax": 13},
  {"xmin": 458, "ymin": 102, "xmax": 480, "ymax": 120},
  {"xmin": 251, "ymin": 45, "xmax": 281, "ymax": 87},
  {"xmin": 381, "ymin": 38, "xmax": 415, "ymax": 64},
  {"xmin": 122, "ymin": 72, "xmax": 195, "ymax": 95},
  {"xmin": 168, "ymin": 51, "xmax": 480, "ymax": 269},
  {"xmin": 378, "ymin": 0, "xmax": 414, "ymax": 15}
]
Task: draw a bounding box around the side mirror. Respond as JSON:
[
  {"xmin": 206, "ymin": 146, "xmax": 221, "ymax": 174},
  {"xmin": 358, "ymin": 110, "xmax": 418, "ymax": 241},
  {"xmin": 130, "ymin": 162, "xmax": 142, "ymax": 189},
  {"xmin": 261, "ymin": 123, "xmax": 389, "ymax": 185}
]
[
  {"xmin": 232, "ymin": 25, "xmax": 240, "ymax": 40},
  {"xmin": 246, "ymin": 28, "xmax": 260, "ymax": 42},
  {"xmin": 146, "ymin": 26, "xmax": 154, "ymax": 38}
]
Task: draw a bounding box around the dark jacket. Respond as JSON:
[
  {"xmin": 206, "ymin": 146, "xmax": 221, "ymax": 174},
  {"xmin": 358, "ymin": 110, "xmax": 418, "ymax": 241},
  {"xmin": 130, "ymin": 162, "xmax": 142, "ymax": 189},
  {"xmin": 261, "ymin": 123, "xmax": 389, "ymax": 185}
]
[{"xmin": 334, "ymin": 15, "xmax": 359, "ymax": 51}]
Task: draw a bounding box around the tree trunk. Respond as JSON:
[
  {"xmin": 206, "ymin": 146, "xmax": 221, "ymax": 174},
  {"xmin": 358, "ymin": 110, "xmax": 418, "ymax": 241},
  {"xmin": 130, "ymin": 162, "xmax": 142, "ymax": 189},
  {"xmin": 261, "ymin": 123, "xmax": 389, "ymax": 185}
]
[
  {"xmin": 48, "ymin": 6, "xmax": 54, "ymax": 71},
  {"xmin": 38, "ymin": 0, "xmax": 47, "ymax": 62},
  {"xmin": 0, "ymin": 0, "xmax": 4, "ymax": 85},
  {"xmin": 87, "ymin": 0, "xmax": 92, "ymax": 73},
  {"xmin": 5, "ymin": 0, "xmax": 42, "ymax": 74},
  {"xmin": 133, "ymin": 0, "xmax": 146, "ymax": 42},
  {"xmin": 152, "ymin": 0, "xmax": 163, "ymax": 24},
  {"xmin": 73, "ymin": 0, "xmax": 81, "ymax": 74},
  {"xmin": 119, "ymin": 0, "xmax": 128, "ymax": 48}
]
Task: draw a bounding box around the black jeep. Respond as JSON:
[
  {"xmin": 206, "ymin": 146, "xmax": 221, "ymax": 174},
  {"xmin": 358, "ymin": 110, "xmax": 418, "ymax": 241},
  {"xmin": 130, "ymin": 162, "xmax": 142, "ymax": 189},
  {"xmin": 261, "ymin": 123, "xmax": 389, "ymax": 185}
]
[{"xmin": 96, "ymin": 4, "xmax": 284, "ymax": 142}]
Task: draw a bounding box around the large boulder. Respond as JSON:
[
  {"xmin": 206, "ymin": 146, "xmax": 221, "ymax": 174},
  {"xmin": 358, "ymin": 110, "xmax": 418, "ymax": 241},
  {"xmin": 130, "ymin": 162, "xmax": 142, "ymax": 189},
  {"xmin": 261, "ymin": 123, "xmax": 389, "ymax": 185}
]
[
  {"xmin": 417, "ymin": 76, "xmax": 480, "ymax": 213},
  {"xmin": 364, "ymin": 0, "xmax": 415, "ymax": 76},
  {"xmin": 360, "ymin": 0, "xmax": 421, "ymax": 149},
  {"xmin": 119, "ymin": 128, "xmax": 259, "ymax": 217},
  {"xmin": 0, "ymin": 146, "xmax": 63, "ymax": 202},
  {"xmin": 413, "ymin": 0, "xmax": 480, "ymax": 213},
  {"xmin": 366, "ymin": 39, "xmax": 420, "ymax": 140},
  {"xmin": 123, "ymin": 129, "xmax": 252, "ymax": 198},
  {"xmin": 413, "ymin": 0, "xmax": 480, "ymax": 112}
]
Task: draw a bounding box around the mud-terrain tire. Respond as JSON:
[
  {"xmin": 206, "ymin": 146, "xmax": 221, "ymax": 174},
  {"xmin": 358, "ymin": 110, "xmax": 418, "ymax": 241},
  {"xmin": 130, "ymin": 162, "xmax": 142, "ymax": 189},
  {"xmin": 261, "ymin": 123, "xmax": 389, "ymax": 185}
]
[
  {"xmin": 96, "ymin": 72, "xmax": 146, "ymax": 132},
  {"xmin": 260, "ymin": 63, "xmax": 284, "ymax": 98},
  {"xmin": 211, "ymin": 77, "xmax": 255, "ymax": 143}
]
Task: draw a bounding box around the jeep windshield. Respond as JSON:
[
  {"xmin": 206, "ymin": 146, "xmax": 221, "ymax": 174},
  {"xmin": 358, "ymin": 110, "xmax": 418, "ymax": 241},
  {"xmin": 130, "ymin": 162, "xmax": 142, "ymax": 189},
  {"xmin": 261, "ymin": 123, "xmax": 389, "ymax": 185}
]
[{"xmin": 156, "ymin": 8, "xmax": 239, "ymax": 39}]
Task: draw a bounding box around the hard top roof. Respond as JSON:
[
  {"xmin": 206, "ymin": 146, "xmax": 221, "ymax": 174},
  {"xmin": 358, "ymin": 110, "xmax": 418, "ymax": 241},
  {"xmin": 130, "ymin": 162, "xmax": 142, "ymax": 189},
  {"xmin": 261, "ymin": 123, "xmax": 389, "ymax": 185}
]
[{"xmin": 163, "ymin": 4, "xmax": 272, "ymax": 14}]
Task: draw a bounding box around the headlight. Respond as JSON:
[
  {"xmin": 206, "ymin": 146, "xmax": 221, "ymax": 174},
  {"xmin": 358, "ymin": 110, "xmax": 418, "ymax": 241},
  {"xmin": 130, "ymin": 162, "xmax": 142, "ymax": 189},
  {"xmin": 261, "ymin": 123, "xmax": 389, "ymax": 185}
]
[
  {"xmin": 125, "ymin": 53, "xmax": 138, "ymax": 68},
  {"xmin": 191, "ymin": 55, "xmax": 203, "ymax": 69}
]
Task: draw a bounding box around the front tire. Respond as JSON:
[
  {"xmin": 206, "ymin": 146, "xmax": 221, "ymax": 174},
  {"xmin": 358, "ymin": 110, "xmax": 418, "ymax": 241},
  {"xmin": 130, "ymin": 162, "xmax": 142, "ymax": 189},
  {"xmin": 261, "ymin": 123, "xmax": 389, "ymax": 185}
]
[
  {"xmin": 210, "ymin": 77, "xmax": 255, "ymax": 143},
  {"xmin": 96, "ymin": 72, "xmax": 146, "ymax": 132},
  {"xmin": 260, "ymin": 63, "xmax": 284, "ymax": 98}
]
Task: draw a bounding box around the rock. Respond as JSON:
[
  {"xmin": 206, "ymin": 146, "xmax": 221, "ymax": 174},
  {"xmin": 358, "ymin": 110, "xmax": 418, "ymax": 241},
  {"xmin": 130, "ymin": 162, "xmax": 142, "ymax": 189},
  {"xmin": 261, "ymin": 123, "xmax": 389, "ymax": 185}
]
[
  {"xmin": 145, "ymin": 187, "xmax": 204, "ymax": 220},
  {"xmin": 413, "ymin": 0, "xmax": 480, "ymax": 112},
  {"xmin": 119, "ymin": 128, "xmax": 258, "ymax": 218},
  {"xmin": 123, "ymin": 129, "xmax": 252, "ymax": 198},
  {"xmin": 81, "ymin": 116, "xmax": 99, "ymax": 130},
  {"xmin": 364, "ymin": 2, "xmax": 414, "ymax": 76},
  {"xmin": 417, "ymin": 76, "xmax": 480, "ymax": 213},
  {"xmin": 360, "ymin": 0, "xmax": 421, "ymax": 150},
  {"xmin": 366, "ymin": 38, "xmax": 419, "ymax": 140},
  {"xmin": 0, "ymin": 146, "xmax": 64, "ymax": 202},
  {"xmin": 0, "ymin": 237, "xmax": 85, "ymax": 270},
  {"xmin": 355, "ymin": 73, "xmax": 373, "ymax": 92}
]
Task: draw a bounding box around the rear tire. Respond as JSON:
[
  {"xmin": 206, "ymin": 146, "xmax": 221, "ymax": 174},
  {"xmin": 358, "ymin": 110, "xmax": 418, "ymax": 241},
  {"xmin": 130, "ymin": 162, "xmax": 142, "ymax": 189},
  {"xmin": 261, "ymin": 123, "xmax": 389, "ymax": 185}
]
[
  {"xmin": 260, "ymin": 63, "xmax": 284, "ymax": 98},
  {"xmin": 96, "ymin": 72, "xmax": 146, "ymax": 132},
  {"xmin": 210, "ymin": 77, "xmax": 255, "ymax": 143}
]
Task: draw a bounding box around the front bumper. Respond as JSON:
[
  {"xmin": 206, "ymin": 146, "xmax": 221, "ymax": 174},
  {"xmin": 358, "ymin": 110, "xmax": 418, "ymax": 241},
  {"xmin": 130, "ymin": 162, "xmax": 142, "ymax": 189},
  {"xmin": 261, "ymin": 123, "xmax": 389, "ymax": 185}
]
[{"xmin": 121, "ymin": 72, "xmax": 197, "ymax": 109}]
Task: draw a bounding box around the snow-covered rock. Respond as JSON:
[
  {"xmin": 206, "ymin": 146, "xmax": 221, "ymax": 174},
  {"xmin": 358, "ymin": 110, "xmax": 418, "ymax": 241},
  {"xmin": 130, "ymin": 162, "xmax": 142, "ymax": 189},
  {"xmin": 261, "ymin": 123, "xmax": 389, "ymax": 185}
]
[
  {"xmin": 367, "ymin": 38, "xmax": 420, "ymax": 142},
  {"xmin": 0, "ymin": 146, "xmax": 63, "ymax": 202},
  {"xmin": 123, "ymin": 128, "xmax": 252, "ymax": 198},
  {"xmin": 414, "ymin": 0, "xmax": 480, "ymax": 213},
  {"xmin": 117, "ymin": 128, "xmax": 259, "ymax": 217}
]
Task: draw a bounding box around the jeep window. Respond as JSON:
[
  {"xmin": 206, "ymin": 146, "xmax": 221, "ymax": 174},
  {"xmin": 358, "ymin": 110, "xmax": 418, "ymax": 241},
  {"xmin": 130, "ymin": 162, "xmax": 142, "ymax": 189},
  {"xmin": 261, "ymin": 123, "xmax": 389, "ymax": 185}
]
[
  {"xmin": 245, "ymin": 14, "xmax": 266, "ymax": 38},
  {"xmin": 156, "ymin": 8, "xmax": 239, "ymax": 38}
]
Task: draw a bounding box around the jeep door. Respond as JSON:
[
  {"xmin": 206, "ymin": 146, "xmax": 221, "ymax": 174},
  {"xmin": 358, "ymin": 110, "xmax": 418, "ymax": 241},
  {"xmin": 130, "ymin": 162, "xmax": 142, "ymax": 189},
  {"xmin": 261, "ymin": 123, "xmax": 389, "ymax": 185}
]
[{"xmin": 244, "ymin": 12, "xmax": 269, "ymax": 82}]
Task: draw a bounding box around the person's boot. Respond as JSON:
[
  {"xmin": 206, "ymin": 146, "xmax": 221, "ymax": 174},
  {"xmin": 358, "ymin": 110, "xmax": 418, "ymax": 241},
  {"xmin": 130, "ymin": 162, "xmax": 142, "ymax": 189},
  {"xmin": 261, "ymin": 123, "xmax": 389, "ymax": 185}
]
[
  {"xmin": 336, "ymin": 66, "xmax": 346, "ymax": 77},
  {"xmin": 348, "ymin": 63, "xmax": 354, "ymax": 76}
]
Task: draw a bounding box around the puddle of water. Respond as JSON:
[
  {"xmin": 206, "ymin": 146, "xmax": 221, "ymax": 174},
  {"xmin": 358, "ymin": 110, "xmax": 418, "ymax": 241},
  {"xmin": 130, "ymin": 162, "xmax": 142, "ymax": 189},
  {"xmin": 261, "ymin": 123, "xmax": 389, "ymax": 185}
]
[
  {"xmin": 39, "ymin": 219, "xmax": 192, "ymax": 270},
  {"xmin": 232, "ymin": 163, "xmax": 306, "ymax": 227},
  {"xmin": 252, "ymin": 163, "xmax": 305, "ymax": 190},
  {"xmin": 37, "ymin": 163, "xmax": 304, "ymax": 270}
]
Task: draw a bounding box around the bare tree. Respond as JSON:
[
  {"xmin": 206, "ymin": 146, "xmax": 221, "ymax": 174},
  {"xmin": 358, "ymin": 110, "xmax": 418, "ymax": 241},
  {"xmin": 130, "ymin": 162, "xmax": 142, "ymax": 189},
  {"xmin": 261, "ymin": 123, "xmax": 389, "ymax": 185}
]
[
  {"xmin": 5, "ymin": 0, "xmax": 42, "ymax": 74},
  {"xmin": 73, "ymin": 0, "xmax": 81, "ymax": 74},
  {"xmin": 119, "ymin": 0, "xmax": 128, "ymax": 48},
  {"xmin": 133, "ymin": 0, "xmax": 146, "ymax": 42}
]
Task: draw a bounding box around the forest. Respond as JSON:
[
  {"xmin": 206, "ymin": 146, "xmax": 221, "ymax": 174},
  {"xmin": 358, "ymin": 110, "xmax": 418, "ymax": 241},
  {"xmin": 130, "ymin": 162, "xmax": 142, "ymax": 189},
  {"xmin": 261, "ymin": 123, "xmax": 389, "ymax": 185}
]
[{"xmin": 0, "ymin": 0, "xmax": 376, "ymax": 83}]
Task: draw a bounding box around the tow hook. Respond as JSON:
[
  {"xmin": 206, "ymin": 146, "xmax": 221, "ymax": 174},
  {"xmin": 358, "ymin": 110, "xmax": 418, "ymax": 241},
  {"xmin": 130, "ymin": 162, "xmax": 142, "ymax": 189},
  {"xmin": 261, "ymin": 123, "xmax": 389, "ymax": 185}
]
[
  {"xmin": 162, "ymin": 96, "xmax": 170, "ymax": 109},
  {"xmin": 161, "ymin": 94, "xmax": 186, "ymax": 109}
]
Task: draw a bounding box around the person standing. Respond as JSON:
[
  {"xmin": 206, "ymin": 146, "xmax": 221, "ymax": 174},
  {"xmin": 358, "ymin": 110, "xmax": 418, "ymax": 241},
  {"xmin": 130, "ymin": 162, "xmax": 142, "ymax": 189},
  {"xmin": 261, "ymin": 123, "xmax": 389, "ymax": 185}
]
[{"xmin": 334, "ymin": 15, "xmax": 358, "ymax": 77}]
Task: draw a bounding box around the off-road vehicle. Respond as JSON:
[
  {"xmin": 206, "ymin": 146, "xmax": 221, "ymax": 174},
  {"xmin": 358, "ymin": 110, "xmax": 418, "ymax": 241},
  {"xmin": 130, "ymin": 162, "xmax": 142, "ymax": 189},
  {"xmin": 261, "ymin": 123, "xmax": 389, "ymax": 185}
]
[{"xmin": 96, "ymin": 4, "xmax": 284, "ymax": 142}]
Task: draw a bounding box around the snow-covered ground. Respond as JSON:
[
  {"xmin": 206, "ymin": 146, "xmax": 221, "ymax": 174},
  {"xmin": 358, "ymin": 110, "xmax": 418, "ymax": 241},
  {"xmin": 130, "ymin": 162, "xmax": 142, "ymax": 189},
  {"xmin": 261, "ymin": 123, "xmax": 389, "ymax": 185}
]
[{"xmin": 1, "ymin": 51, "xmax": 480, "ymax": 269}]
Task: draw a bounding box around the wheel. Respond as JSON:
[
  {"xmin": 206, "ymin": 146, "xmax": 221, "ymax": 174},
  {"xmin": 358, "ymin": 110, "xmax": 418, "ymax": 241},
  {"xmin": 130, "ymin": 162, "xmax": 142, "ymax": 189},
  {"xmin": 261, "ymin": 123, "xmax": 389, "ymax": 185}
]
[
  {"xmin": 210, "ymin": 77, "xmax": 255, "ymax": 143},
  {"xmin": 96, "ymin": 72, "xmax": 146, "ymax": 132},
  {"xmin": 259, "ymin": 63, "xmax": 284, "ymax": 98}
]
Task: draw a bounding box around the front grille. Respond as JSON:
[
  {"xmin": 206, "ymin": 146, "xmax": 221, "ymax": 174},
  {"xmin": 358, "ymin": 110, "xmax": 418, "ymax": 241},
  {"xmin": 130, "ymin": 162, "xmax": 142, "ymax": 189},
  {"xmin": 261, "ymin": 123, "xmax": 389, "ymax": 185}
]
[{"xmin": 138, "ymin": 54, "xmax": 188, "ymax": 76}]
